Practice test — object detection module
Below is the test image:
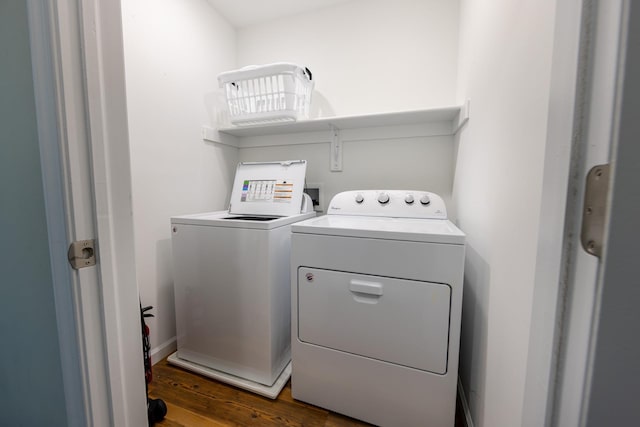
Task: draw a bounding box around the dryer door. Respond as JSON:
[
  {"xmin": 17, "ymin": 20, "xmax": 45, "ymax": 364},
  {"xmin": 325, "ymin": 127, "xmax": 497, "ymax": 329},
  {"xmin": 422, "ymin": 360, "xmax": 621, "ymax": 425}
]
[{"xmin": 297, "ymin": 267, "xmax": 451, "ymax": 374}]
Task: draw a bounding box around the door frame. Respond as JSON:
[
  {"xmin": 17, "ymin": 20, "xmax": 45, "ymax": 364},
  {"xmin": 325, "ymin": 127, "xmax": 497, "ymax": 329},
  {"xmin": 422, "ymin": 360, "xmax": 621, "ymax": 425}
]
[
  {"xmin": 523, "ymin": 0, "xmax": 633, "ymax": 426},
  {"xmin": 29, "ymin": 0, "xmax": 147, "ymax": 425},
  {"xmin": 77, "ymin": 0, "xmax": 147, "ymax": 425},
  {"xmin": 27, "ymin": 1, "xmax": 88, "ymax": 425},
  {"xmin": 551, "ymin": 1, "xmax": 630, "ymax": 426},
  {"xmin": 32, "ymin": 0, "xmax": 633, "ymax": 425},
  {"xmin": 520, "ymin": 0, "xmax": 590, "ymax": 424}
]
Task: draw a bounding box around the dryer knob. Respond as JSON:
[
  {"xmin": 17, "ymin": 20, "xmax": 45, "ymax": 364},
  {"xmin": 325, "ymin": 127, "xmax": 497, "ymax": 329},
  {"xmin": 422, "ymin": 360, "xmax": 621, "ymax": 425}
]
[
  {"xmin": 355, "ymin": 194, "xmax": 364, "ymax": 204},
  {"xmin": 405, "ymin": 194, "xmax": 415, "ymax": 204},
  {"xmin": 377, "ymin": 192, "xmax": 390, "ymax": 204},
  {"xmin": 420, "ymin": 195, "xmax": 431, "ymax": 205}
]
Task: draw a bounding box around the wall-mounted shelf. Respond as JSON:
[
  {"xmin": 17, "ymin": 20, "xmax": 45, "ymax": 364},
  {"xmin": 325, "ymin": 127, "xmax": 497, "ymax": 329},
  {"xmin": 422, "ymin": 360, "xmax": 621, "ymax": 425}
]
[{"xmin": 203, "ymin": 102, "xmax": 470, "ymax": 149}]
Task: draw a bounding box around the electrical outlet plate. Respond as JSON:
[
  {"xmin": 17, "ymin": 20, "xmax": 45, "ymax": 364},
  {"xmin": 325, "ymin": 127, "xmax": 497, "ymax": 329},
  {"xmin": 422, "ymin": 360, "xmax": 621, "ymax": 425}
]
[{"xmin": 305, "ymin": 183, "xmax": 324, "ymax": 212}]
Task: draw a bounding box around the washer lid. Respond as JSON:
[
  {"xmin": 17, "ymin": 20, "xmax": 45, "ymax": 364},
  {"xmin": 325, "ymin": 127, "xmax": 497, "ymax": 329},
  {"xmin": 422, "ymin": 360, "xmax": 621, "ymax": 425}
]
[
  {"xmin": 291, "ymin": 215, "xmax": 465, "ymax": 245},
  {"xmin": 171, "ymin": 210, "xmax": 315, "ymax": 230},
  {"xmin": 228, "ymin": 160, "xmax": 307, "ymax": 217}
]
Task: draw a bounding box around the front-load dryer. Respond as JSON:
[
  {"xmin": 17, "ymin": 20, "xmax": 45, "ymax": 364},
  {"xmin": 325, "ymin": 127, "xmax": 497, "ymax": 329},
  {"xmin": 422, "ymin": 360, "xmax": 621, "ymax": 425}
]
[
  {"xmin": 169, "ymin": 161, "xmax": 315, "ymax": 398},
  {"xmin": 290, "ymin": 190, "xmax": 465, "ymax": 426}
]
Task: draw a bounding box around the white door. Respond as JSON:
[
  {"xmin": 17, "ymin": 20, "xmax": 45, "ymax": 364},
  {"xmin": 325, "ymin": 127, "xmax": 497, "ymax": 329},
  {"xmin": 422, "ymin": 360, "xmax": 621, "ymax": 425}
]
[
  {"xmin": 29, "ymin": 0, "xmax": 147, "ymax": 425},
  {"xmin": 2, "ymin": 1, "xmax": 78, "ymax": 425}
]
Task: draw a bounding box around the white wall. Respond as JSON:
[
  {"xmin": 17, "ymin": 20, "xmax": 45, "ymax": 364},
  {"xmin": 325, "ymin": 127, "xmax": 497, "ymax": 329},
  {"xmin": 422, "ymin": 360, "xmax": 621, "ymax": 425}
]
[
  {"xmin": 121, "ymin": 0, "xmax": 238, "ymax": 355},
  {"xmin": 118, "ymin": 2, "xmax": 578, "ymax": 425},
  {"xmin": 120, "ymin": 2, "xmax": 568, "ymax": 425},
  {"xmin": 453, "ymin": 1, "xmax": 557, "ymax": 426},
  {"xmin": 239, "ymin": 136, "xmax": 455, "ymax": 212},
  {"xmin": 237, "ymin": 0, "xmax": 460, "ymax": 209},
  {"xmin": 121, "ymin": 0, "xmax": 461, "ymax": 358},
  {"xmin": 237, "ymin": 0, "xmax": 460, "ymax": 117}
]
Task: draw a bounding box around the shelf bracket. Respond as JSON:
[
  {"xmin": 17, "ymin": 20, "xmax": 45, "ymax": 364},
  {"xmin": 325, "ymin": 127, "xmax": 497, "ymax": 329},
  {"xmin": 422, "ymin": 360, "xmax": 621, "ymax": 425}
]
[
  {"xmin": 453, "ymin": 99, "xmax": 470, "ymax": 134},
  {"xmin": 202, "ymin": 125, "xmax": 240, "ymax": 148},
  {"xmin": 330, "ymin": 126, "xmax": 342, "ymax": 172}
]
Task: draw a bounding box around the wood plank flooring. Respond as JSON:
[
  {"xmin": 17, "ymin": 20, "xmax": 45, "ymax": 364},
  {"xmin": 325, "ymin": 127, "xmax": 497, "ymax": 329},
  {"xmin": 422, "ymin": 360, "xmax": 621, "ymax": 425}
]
[
  {"xmin": 149, "ymin": 357, "xmax": 467, "ymax": 426},
  {"xmin": 149, "ymin": 358, "xmax": 370, "ymax": 427}
]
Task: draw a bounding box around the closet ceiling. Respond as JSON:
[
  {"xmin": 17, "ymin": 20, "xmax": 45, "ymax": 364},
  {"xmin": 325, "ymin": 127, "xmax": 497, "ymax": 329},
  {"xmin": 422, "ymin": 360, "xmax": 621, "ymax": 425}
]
[{"xmin": 207, "ymin": 0, "xmax": 353, "ymax": 27}]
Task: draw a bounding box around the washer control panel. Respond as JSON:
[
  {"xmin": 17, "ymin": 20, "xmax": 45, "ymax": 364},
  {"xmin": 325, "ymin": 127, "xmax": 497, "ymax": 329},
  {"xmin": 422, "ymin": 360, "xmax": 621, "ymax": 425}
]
[{"xmin": 328, "ymin": 190, "xmax": 447, "ymax": 219}]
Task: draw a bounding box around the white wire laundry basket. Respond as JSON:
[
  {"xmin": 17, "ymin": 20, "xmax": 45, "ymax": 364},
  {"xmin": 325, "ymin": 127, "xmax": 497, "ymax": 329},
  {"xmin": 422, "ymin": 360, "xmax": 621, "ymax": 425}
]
[{"xmin": 217, "ymin": 63, "xmax": 313, "ymax": 125}]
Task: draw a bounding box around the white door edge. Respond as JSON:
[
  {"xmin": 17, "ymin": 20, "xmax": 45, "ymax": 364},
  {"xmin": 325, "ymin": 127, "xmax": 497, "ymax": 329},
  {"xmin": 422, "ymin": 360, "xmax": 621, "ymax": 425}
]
[
  {"xmin": 30, "ymin": 0, "xmax": 113, "ymax": 424},
  {"xmin": 581, "ymin": 2, "xmax": 640, "ymax": 423},
  {"xmin": 27, "ymin": 1, "xmax": 88, "ymax": 425}
]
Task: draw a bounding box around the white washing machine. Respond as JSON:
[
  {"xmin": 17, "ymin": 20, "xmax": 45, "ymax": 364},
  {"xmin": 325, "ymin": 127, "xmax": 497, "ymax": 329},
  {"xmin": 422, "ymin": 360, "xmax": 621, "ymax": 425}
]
[
  {"xmin": 291, "ymin": 190, "xmax": 465, "ymax": 426},
  {"xmin": 168, "ymin": 161, "xmax": 315, "ymax": 398}
]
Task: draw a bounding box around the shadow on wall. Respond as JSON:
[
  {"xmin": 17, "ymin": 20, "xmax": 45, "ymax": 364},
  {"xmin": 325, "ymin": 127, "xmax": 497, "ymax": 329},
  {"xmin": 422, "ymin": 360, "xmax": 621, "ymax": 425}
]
[
  {"xmin": 155, "ymin": 238, "xmax": 176, "ymax": 344},
  {"xmin": 198, "ymin": 141, "xmax": 237, "ymax": 210},
  {"xmin": 309, "ymin": 90, "xmax": 335, "ymax": 119},
  {"xmin": 204, "ymin": 89, "xmax": 230, "ymax": 128},
  {"xmin": 459, "ymin": 243, "xmax": 490, "ymax": 425}
]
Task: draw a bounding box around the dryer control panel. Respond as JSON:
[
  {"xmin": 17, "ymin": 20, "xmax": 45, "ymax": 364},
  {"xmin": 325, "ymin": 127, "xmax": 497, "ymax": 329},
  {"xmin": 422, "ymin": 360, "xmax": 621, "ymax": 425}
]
[{"xmin": 327, "ymin": 190, "xmax": 447, "ymax": 219}]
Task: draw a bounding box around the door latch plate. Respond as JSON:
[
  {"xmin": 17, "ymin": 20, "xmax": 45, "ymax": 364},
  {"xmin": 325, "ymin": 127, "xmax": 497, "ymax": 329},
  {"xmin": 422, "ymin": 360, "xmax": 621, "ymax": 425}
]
[
  {"xmin": 68, "ymin": 239, "xmax": 96, "ymax": 269},
  {"xmin": 581, "ymin": 164, "xmax": 610, "ymax": 258}
]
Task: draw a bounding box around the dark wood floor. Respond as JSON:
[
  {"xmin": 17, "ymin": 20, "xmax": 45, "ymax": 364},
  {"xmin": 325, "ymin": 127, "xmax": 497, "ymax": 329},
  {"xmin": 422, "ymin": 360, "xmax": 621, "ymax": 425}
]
[{"xmin": 149, "ymin": 357, "xmax": 467, "ymax": 426}]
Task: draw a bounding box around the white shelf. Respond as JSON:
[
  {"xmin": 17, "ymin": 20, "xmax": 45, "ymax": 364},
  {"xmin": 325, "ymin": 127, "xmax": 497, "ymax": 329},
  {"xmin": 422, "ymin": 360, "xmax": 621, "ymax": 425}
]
[
  {"xmin": 217, "ymin": 105, "xmax": 465, "ymax": 137},
  {"xmin": 203, "ymin": 103, "xmax": 469, "ymax": 149}
]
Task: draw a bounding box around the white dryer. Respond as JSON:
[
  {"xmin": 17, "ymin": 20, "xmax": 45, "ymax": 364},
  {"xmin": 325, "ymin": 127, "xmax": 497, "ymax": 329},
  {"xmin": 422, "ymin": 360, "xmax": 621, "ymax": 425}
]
[
  {"xmin": 169, "ymin": 161, "xmax": 315, "ymax": 398},
  {"xmin": 291, "ymin": 190, "xmax": 465, "ymax": 426}
]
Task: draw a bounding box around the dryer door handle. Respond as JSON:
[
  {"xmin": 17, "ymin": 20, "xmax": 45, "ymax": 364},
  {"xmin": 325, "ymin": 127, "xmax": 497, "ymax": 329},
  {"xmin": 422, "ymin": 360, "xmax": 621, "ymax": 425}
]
[{"xmin": 349, "ymin": 279, "xmax": 383, "ymax": 296}]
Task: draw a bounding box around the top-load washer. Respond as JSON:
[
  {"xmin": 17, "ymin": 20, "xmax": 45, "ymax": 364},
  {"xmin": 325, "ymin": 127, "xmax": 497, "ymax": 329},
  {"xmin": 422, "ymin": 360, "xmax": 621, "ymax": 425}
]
[
  {"xmin": 291, "ymin": 190, "xmax": 465, "ymax": 426},
  {"xmin": 169, "ymin": 160, "xmax": 315, "ymax": 398}
]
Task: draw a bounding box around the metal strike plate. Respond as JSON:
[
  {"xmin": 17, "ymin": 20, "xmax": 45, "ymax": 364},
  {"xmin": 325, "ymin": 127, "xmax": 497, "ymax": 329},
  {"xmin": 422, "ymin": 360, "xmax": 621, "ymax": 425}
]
[
  {"xmin": 68, "ymin": 239, "xmax": 96, "ymax": 269},
  {"xmin": 581, "ymin": 164, "xmax": 610, "ymax": 258}
]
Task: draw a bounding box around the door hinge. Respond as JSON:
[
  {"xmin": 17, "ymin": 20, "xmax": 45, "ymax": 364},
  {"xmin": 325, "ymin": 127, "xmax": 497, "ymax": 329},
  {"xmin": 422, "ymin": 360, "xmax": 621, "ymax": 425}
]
[
  {"xmin": 581, "ymin": 164, "xmax": 610, "ymax": 258},
  {"xmin": 68, "ymin": 239, "xmax": 96, "ymax": 269}
]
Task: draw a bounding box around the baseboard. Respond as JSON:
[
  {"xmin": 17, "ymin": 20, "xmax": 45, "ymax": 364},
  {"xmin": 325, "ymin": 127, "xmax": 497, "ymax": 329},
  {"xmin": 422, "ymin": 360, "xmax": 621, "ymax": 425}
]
[
  {"xmin": 151, "ymin": 336, "xmax": 177, "ymax": 365},
  {"xmin": 458, "ymin": 376, "xmax": 475, "ymax": 427}
]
